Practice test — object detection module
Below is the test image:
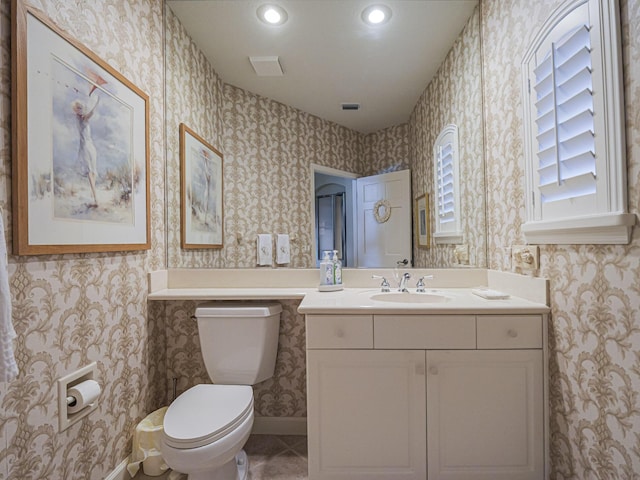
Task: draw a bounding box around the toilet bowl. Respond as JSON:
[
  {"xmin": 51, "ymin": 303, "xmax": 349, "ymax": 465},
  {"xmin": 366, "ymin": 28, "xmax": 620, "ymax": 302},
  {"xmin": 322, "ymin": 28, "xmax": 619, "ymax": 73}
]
[
  {"xmin": 162, "ymin": 385, "xmax": 254, "ymax": 480},
  {"xmin": 159, "ymin": 302, "xmax": 282, "ymax": 480}
]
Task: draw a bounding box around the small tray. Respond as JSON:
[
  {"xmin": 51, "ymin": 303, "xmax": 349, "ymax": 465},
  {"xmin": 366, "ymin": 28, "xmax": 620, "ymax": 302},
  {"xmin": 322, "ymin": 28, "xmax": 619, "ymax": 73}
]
[
  {"xmin": 318, "ymin": 284, "xmax": 344, "ymax": 292},
  {"xmin": 471, "ymin": 287, "xmax": 510, "ymax": 300}
]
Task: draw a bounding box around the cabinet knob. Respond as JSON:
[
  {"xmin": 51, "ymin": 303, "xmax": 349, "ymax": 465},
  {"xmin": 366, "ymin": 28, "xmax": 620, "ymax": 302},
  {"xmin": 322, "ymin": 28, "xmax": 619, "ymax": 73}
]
[
  {"xmin": 415, "ymin": 364, "xmax": 425, "ymax": 375},
  {"xmin": 428, "ymin": 366, "xmax": 439, "ymax": 375},
  {"xmin": 334, "ymin": 328, "xmax": 345, "ymax": 338},
  {"xmin": 507, "ymin": 328, "xmax": 518, "ymax": 338}
]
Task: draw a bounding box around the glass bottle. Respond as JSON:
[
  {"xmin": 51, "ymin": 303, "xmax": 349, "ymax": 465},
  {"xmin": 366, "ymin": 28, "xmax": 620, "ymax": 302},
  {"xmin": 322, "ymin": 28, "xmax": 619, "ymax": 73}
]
[
  {"xmin": 332, "ymin": 250, "xmax": 342, "ymax": 285},
  {"xmin": 319, "ymin": 251, "xmax": 333, "ymax": 286}
]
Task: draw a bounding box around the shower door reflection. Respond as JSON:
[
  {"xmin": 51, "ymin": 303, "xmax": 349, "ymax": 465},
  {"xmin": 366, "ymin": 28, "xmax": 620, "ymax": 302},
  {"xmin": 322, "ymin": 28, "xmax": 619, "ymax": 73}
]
[{"xmin": 316, "ymin": 192, "xmax": 346, "ymax": 265}]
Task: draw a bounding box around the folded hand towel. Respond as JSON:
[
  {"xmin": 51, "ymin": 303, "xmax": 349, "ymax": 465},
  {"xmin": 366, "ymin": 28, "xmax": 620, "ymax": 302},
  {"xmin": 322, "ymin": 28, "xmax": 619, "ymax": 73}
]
[
  {"xmin": 257, "ymin": 234, "xmax": 272, "ymax": 266},
  {"xmin": 0, "ymin": 213, "xmax": 17, "ymax": 382},
  {"xmin": 276, "ymin": 234, "xmax": 290, "ymax": 264}
]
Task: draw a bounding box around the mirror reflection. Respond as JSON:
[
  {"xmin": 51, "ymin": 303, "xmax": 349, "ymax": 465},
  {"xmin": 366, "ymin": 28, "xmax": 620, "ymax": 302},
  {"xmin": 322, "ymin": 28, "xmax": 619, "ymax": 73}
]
[
  {"xmin": 164, "ymin": 0, "xmax": 486, "ymax": 269},
  {"xmin": 314, "ymin": 171, "xmax": 352, "ymax": 266}
]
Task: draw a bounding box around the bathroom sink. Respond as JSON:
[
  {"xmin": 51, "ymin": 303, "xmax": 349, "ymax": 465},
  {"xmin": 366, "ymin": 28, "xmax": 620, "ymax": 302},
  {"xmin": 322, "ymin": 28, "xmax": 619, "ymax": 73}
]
[{"xmin": 369, "ymin": 292, "xmax": 450, "ymax": 303}]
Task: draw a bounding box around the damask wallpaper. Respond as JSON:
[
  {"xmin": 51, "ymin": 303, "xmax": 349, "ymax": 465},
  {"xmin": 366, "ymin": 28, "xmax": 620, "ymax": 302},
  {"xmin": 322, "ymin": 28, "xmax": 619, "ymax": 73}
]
[
  {"xmin": 165, "ymin": 5, "xmax": 225, "ymax": 270},
  {"xmin": 166, "ymin": 2, "xmax": 368, "ymax": 271},
  {"xmin": 362, "ymin": 123, "xmax": 410, "ymax": 176},
  {"xmin": 164, "ymin": 6, "xmax": 484, "ymax": 273},
  {"xmin": 159, "ymin": 3, "xmax": 483, "ymax": 425},
  {"xmin": 219, "ymin": 84, "xmax": 365, "ymax": 269},
  {"xmin": 0, "ymin": 0, "xmax": 165, "ymax": 479},
  {"xmin": 162, "ymin": 4, "xmax": 368, "ymax": 418},
  {"xmin": 482, "ymin": 0, "xmax": 640, "ymax": 477},
  {"xmin": 164, "ymin": 1, "xmax": 640, "ymax": 477},
  {"xmin": 2, "ymin": 0, "xmax": 636, "ymax": 479},
  {"xmin": 162, "ymin": 299, "xmax": 307, "ymax": 419},
  {"xmin": 409, "ymin": 5, "xmax": 486, "ymax": 270}
]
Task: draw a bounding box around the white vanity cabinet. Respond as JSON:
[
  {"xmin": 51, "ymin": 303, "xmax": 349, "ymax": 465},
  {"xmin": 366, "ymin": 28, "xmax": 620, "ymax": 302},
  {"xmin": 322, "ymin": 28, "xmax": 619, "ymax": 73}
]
[
  {"xmin": 307, "ymin": 349, "xmax": 427, "ymax": 479},
  {"xmin": 306, "ymin": 313, "xmax": 546, "ymax": 480},
  {"xmin": 426, "ymin": 349, "xmax": 544, "ymax": 480}
]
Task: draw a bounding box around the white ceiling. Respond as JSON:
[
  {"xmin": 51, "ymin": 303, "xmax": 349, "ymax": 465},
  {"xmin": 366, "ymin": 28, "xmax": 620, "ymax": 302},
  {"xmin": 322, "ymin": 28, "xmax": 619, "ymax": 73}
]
[{"xmin": 167, "ymin": 0, "xmax": 479, "ymax": 134}]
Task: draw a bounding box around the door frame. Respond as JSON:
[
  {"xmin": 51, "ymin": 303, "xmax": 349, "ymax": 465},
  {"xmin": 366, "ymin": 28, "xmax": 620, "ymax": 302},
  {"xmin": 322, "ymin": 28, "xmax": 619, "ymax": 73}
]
[{"xmin": 310, "ymin": 164, "xmax": 358, "ymax": 266}]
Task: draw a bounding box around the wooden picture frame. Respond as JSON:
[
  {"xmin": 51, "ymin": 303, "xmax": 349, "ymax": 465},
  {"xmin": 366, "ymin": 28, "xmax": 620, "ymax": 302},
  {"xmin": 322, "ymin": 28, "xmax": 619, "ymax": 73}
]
[
  {"xmin": 180, "ymin": 123, "xmax": 224, "ymax": 249},
  {"xmin": 11, "ymin": 0, "xmax": 150, "ymax": 255},
  {"xmin": 415, "ymin": 193, "xmax": 430, "ymax": 248}
]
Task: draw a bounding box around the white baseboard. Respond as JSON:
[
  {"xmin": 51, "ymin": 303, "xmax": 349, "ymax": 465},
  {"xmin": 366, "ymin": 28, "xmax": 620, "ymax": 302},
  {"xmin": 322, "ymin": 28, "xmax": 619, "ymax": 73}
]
[
  {"xmin": 105, "ymin": 457, "xmax": 130, "ymax": 480},
  {"xmin": 252, "ymin": 416, "xmax": 307, "ymax": 435}
]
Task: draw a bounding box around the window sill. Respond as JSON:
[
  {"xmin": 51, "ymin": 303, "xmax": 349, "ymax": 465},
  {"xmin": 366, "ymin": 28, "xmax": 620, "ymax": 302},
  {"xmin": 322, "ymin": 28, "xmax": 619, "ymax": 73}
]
[
  {"xmin": 433, "ymin": 232, "xmax": 463, "ymax": 245},
  {"xmin": 522, "ymin": 212, "xmax": 636, "ymax": 244}
]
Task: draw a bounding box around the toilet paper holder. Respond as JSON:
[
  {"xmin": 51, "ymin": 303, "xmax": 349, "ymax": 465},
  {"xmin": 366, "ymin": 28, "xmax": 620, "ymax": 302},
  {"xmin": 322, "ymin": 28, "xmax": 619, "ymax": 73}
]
[
  {"xmin": 57, "ymin": 362, "xmax": 100, "ymax": 432},
  {"xmin": 65, "ymin": 379, "xmax": 101, "ymax": 413}
]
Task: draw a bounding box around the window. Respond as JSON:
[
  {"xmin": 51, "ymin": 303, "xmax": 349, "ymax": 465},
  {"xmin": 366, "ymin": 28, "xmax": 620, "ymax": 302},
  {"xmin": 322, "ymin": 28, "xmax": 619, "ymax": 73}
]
[
  {"xmin": 433, "ymin": 124, "xmax": 462, "ymax": 243},
  {"xmin": 521, "ymin": 0, "xmax": 635, "ymax": 244}
]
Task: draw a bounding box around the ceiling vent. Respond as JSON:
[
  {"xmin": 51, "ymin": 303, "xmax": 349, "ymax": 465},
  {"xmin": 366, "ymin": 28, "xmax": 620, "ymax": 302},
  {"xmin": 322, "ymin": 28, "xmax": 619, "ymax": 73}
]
[
  {"xmin": 341, "ymin": 103, "xmax": 361, "ymax": 111},
  {"xmin": 249, "ymin": 56, "xmax": 284, "ymax": 76}
]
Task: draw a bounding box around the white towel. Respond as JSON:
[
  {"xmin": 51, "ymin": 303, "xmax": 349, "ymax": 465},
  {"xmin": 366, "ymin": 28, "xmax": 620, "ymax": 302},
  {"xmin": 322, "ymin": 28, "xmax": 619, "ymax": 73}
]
[
  {"xmin": 276, "ymin": 234, "xmax": 290, "ymax": 265},
  {"xmin": 0, "ymin": 213, "xmax": 17, "ymax": 382},
  {"xmin": 257, "ymin": 234, "xmax": 272, "ymax": 266}
]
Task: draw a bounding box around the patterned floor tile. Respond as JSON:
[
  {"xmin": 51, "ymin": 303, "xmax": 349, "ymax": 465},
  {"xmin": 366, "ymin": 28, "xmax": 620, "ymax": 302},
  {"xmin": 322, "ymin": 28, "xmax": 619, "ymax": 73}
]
[{"xmin": 133, "ymin": 434, "xmax": 308, "ymax": 479}]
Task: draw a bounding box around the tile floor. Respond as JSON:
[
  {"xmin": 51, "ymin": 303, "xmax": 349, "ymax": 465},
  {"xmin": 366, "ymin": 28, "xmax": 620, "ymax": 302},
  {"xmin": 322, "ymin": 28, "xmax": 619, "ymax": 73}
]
[{"xmin": 134, "ymin": 434, "xmax": 308, "ymax": 480}]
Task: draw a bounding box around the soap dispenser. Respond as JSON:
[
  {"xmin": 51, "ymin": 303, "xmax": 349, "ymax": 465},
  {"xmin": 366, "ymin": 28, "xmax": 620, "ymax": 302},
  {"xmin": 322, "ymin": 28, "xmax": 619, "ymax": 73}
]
[
  {"xmin": 332, "ymin": 250, "xmax": 342, "ymax": 286},
  {"xmin": 319, "ymin": 251, "xmax": 333, "ymax": 286},
  {"xmin": 318, "ymin": 250, "xmax": 342, "ymax": 291}
]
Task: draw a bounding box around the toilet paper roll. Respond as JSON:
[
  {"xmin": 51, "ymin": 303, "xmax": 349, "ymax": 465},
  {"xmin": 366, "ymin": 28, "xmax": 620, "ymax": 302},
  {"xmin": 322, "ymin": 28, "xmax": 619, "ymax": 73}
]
[{"xmin": 67, "ymin": 379, "xmax": 101, "ymax": 414}]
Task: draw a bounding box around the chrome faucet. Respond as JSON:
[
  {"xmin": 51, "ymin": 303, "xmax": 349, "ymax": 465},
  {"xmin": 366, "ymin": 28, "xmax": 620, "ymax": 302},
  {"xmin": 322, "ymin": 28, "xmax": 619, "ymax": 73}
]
[
  {"xmin": 398, "ymin": 272, "xmax": 411, "ymax": 292},
  {"xmin": 415, "ymin": 275, "xmax": 434, "ymax": 293},
  {"xmin": 372, "ymin": 275, "xmax": 391, "ymax": 292}
]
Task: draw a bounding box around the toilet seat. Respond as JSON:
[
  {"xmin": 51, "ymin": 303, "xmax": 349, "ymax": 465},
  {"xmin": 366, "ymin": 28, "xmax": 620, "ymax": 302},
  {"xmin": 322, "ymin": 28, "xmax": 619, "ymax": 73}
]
[{"xmin": 163, "ymin": 384, "xmax": 253, "ymax": 449}]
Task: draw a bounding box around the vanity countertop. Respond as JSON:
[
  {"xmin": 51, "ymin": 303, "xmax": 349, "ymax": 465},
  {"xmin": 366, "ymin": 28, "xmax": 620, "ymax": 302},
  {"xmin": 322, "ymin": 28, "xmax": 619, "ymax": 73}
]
[
  {"xmin": 147, "ymin": 287, "xmax": 312, "ymax": 301},
  {"xmin": 148, "ymin": 286, "xmax": 549, "ymax": 315},
  {"xmin": 297, "ymin": 287, "xmax": 549, "ymax": 315},
  {"xmin": 146, "ymin": 269, "xmax": 550, "ymax": 314}
]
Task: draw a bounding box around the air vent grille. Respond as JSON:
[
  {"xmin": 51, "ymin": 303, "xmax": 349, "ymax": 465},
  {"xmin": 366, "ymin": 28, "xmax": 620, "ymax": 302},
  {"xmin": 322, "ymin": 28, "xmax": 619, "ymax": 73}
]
[{"xmin": 249, "ymin": 56, "xmax": 284, "ymax": 76}]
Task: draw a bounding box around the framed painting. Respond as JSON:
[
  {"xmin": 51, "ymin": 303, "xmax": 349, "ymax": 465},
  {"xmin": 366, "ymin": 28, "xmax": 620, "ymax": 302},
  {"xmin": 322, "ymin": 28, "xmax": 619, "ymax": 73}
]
[
  {"xmin": 11, "ymin": 0, "xmax": 150, "ymax": 255},
  {"xmin": 180, "ymin": 124, "xmax": 224, "ymax": 249},
  {"xmin": 415, "ymin": 193, "xmax": 430, "ymax": 249}
]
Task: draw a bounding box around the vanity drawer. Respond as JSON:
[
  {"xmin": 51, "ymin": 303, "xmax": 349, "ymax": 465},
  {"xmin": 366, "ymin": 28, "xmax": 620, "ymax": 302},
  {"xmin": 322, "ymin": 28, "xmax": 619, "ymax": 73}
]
[
  {"xmin": 374, "ymin": 315, "xmax": 476, "ymax": 349},
  {"xmin": 477, "ymin": 315, "xmax": 543, "ymax": 349},
  {"xmin": 306, "ymin": 315, "xmax": 373, "ymax": 349}
]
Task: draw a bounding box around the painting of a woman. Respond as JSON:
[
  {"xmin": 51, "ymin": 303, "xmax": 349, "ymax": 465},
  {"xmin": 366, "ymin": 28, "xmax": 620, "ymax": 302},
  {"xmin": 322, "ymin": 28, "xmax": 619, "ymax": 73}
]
[
  {"xmin": 71, "ymin": 92, "xmax": 100, "ymax": 207},
  {"xmin": 49, "ymin": 59, "xmax": 136, "ymax": 224}
]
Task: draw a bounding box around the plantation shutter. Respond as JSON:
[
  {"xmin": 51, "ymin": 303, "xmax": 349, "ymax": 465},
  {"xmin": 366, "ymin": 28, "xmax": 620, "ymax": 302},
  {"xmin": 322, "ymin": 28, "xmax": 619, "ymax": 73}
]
[
  {"xmin": 532, "ymin": 21, "xmax": 596, "ymax": 219},
  {"xmin": 433, "ymin": 125, "xmax": 462, "ymax": 243},
  {"xmin": 521, "ymin": 0, "xmax": 634, "ymax": 244},
  {"xmin": 436, "ymin": 141, "xmax": 455, "ymax": 227}
]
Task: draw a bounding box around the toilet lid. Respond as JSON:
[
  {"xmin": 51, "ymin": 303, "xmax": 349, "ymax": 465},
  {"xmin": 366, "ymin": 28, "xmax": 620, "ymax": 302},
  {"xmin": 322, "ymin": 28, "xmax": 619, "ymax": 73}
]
[{"xmin": 163, "ymin": 384, "xmax": 253, "ymax": 449}]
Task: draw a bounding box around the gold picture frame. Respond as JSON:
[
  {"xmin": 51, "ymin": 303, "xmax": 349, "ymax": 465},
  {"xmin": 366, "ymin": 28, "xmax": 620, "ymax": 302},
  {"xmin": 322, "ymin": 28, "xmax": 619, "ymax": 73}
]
[
  {"xmin": 11, "ymin": 0, "xmax": 150, "ymax": 255},
  {"xmin": 415, "ymin": 193, "xmax": 430, "ymax": 249},
  {"xmin": 180, "ymin": 123, "xmax": 224, "ymax": 249}
]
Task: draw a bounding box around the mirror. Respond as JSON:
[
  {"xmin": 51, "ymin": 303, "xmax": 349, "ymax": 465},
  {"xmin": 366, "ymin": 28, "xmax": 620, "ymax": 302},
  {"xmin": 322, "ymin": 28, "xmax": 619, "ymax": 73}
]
[{"xmin": 164, "ymin": 1, "xmax": 486, "ymax": 269}]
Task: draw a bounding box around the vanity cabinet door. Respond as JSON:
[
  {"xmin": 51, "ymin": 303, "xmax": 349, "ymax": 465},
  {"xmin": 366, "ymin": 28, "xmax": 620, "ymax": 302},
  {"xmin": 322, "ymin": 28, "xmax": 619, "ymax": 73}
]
[
  {"xmin": 307, "ymin": 350, "xmax": 426, "ymax": 480},
  {"xmin": 426, "ymin": 350, "xmax": 544, "ymax": 480}
]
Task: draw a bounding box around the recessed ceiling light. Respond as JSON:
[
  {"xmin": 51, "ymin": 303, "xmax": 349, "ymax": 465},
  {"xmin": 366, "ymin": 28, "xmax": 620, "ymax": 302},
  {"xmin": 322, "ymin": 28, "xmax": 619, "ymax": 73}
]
[
  {"xmin": 361, "ymin": 4, "xmax": 392, "ymax": 26},
  {"xmin": 257, "ymin": 4, "xmax": 288, "ymax": 26}
]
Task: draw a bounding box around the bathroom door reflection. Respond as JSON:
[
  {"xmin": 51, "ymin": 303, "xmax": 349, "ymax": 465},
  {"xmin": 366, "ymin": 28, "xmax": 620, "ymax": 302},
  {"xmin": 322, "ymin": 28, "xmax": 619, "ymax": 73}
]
[{"xmin": 316, "ymin": 192, "xmax": 346, "ymax": 266}]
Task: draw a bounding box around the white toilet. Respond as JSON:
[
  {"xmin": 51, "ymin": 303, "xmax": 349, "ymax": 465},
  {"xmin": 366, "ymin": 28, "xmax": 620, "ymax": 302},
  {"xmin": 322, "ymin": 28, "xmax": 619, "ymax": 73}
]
[{"xmin": 160, "ymin": 302, "xmax": 282, "ymax": 480}]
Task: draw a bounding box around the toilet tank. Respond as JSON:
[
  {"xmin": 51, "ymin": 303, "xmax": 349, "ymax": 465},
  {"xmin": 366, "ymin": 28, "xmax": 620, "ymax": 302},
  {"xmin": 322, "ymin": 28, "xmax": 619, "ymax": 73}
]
[{"xmin": 195, "ymin": 302, "xmax": 282, "ymax": 385}]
